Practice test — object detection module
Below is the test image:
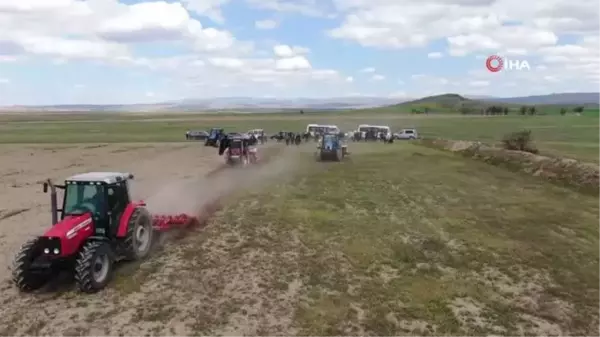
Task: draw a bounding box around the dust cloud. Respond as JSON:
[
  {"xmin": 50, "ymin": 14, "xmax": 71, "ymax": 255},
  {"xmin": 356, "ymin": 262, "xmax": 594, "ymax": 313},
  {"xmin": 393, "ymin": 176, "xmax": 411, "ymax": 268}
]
[{"xmin": 142, "ymin": 144, "xmax": 306, "ymax": 217}]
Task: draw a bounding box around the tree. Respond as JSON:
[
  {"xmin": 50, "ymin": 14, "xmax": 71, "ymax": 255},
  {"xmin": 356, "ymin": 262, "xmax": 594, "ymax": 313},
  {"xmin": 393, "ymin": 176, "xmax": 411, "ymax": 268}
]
[
  {"xmin": 560, "ymin": 107, "xmax": 567, "ymax": 115},
  {"xmin": 503, "ymin": 107, "xmax": 509, "ymax": 115},
  {"xmin": 528, "ymin": 106, "xmax": 536, "ymax": 115},
  {"xmin": 484, "ymin": 105, "xmax": 503, "ymax": 115},
  {"xmin": 460, "ymin": 106, "xmax": 472, "ymax": 115},
  {"xmin": 519, "ymin": 106, "xmax": 527, "ymax": 115},
  {"xmin": 300, "ymin": 109, "xmax": 304, "ymax": 114},
  {"xmin": 573, "ymin": 106, "xmax": 584, "ymax": 113}
]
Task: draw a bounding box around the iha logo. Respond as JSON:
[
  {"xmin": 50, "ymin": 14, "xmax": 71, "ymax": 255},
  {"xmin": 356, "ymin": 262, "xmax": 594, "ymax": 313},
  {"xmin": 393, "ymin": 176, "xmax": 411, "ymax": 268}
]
[{"xmin": 486, "ymin": 55, "xmax": 530, "ymax": 72}]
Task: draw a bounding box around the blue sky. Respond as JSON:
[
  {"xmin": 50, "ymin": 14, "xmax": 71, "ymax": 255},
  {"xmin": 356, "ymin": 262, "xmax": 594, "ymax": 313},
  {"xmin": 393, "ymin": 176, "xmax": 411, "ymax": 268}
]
[{"xmin": 0, "ymin": 0, "xmax": 598, "ymax": 104}]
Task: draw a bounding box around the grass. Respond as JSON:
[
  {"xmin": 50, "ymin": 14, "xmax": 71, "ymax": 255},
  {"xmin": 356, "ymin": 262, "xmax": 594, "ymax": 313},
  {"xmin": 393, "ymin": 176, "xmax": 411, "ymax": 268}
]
[
  {"xmin": 190, "ymin": 142, "xmax": 598, "ymax": 335},
  {"xmin": 0, "ymin": 113, "xmax": 597, "ymax": 162}
]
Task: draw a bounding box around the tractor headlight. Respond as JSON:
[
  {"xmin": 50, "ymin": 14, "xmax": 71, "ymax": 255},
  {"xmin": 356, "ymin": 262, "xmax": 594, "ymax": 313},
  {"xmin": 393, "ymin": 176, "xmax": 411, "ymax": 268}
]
[
  {"xmin": 44, "ymin": 248, "xmax": 50, "ymax": 254},
  {"xmin": 53, "ymin": 248, "xmax": 59, "ymax": 255}
]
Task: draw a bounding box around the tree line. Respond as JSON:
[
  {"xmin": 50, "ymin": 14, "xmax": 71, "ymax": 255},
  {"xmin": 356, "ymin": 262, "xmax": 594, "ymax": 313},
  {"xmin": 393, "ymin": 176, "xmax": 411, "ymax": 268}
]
[{"xmin": 459, "ymin": 105, "xmax": 587, "ymax": 115}]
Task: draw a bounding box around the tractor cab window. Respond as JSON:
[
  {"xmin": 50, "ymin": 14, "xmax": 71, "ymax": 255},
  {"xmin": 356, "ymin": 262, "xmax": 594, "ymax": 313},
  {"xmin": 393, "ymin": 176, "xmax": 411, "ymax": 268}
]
[
  {"xmin": 106, "ymin": 182, "xmax": 129, "ymax": 215},
  {"xmin": 230, "ymin": 140, "xmax": 242, "ymax": 148},
  {"xmin": 323, "ymin": 135, "xmax": 337, "ymax": 148},
  {"xmin": 63, "ymin": 183, "xmax": 105, "ymax": 216},
  {"xmin": 209, "ymin": 129, "xmax": 220, "ymax": 138}
]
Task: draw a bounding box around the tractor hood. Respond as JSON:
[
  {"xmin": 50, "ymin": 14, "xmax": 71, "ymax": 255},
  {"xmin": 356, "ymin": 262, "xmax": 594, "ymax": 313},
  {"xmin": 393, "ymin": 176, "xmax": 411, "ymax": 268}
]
[{"xmin": 43, "ymin": 213, "xmax": 93, "ymax": 240}]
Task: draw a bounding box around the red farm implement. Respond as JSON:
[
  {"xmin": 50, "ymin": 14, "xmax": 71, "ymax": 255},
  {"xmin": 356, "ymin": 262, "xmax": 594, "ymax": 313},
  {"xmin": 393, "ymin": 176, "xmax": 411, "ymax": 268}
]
[{"xmin": 11, "ymin": 172, "xmax": 200, "ymax": 294}]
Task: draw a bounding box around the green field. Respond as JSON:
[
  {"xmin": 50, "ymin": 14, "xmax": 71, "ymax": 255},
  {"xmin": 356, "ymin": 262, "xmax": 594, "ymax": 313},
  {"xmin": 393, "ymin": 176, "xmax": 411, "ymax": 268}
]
[
  {"xmin": 0, "ymin": 113, "xmax": 597, "ymax": 162},
  {"xmin": 180, "ymin": 142, "xmax": 598, "ymax": 335},
  {"xmin": 0, "ymin": 111, "xmax": 597, "ymax": 335}
]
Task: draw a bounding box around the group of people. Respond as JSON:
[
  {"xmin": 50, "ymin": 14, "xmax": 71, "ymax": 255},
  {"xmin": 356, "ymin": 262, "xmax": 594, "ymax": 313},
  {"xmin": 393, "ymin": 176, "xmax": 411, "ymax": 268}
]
[{"xmin": 352, "ymin": 130, "xmax": 393, "ymax": 143}]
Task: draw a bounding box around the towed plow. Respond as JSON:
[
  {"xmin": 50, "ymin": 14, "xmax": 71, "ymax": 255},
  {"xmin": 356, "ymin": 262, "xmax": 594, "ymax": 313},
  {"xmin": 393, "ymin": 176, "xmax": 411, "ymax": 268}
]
[{"xmin": 152, "ymin": 213, "xmax": 199, "ymax": 231}]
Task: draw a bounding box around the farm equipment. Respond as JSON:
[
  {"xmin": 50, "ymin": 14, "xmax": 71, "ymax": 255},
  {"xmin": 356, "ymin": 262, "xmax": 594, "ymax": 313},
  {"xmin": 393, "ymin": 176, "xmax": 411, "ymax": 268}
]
[
  {"xmin": 219, "ymin": 135, "xmax": 257, "ymax": 166},
  {"xmin": 205, "ymin": 128, "xmax": 224, "ymax": 147},
  {"xmin": 316, "ymin": 133, "xmax": 348, "ymax": 161},
  {"xmin": 11, "ymin": 172, "xmax": 198, "ymax": 294}
]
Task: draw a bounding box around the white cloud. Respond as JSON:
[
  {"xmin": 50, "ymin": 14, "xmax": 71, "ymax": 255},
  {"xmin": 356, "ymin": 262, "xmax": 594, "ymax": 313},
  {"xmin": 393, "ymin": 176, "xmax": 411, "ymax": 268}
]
[
  {"xmin": 275, "ymin": 56, "xmax": 311, "ymax": 70},
  {"xmin": 0, "ymin": 0, "xmax": 244, "ymax": 62},
  {"xmin": 208, "ymin": 57, "xmax": 244, "ymax": 69},
  {"xmin": 255, "ymin": 19, "xmax": 278, "ymax": 29},
  {"xmin": 2, "ymin": 0, "xmax": 595, "ymax": 102},
  {"xmin": 273, "ymin": 44, "xmax": 309, "ymax": 57},
  {"xmin": 274, "ymin": 44, "xmax": 294, "ymax": 57},
  {"xmin": 0, "ymin": 78, "xmax": 9, "ymax": 84},
  {"xmin": 181, "ymin": 0, "xmax": 230, "ymax": 23},
  {"xmin": 326, "ymin": 0, "xmax": 599, "ymax": 92},
  {"xmin": 0, "ymin": 0, "xmax": 348, "ymax": 101}
]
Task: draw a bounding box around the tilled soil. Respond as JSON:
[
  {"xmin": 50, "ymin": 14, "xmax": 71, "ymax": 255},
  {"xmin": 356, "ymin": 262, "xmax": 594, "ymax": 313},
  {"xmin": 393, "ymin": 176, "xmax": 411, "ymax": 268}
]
[{"xmin": 0, "ymin": 142, "xmax": 300, "ymax": 335}]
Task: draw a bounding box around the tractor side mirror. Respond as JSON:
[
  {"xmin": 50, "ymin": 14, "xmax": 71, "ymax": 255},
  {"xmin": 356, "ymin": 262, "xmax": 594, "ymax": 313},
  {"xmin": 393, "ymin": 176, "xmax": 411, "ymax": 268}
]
[{"xmin": 43, "ymin": 182, "xmax": 48, "ymax": 193}]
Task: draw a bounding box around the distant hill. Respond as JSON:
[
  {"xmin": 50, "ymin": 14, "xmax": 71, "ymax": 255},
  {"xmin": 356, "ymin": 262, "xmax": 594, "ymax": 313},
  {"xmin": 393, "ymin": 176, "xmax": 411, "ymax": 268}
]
[{"xmin": 379, "ymin": 93, "xmax": 484, "ymax": 112}]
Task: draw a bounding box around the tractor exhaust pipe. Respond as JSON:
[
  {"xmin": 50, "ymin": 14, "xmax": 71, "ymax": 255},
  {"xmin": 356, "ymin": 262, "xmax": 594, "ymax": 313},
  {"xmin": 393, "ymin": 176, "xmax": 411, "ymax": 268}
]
[{"xmin": 43, "ymin": 179, "xmax": 59, "ymax": 225}]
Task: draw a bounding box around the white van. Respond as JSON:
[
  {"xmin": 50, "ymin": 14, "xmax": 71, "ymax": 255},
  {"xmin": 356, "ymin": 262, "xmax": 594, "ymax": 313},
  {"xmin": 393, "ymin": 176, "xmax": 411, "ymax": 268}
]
[{"xmin": 306, "ymin": 124, "xmax": 340, "ymax": 135}]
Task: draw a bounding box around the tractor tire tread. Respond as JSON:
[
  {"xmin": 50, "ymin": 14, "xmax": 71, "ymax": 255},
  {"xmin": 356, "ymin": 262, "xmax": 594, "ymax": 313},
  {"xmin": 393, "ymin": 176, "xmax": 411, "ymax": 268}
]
[
  {"xmin": 12, "ymin": 238, "xmax": 46, "ymax": 292},
  {"xmin": 74, "ymin": 241, "xmax": 112, "ymax": 293},
  {"xmin": 123, "ymin": 207, "xmax": 152, "ymax": 261}
]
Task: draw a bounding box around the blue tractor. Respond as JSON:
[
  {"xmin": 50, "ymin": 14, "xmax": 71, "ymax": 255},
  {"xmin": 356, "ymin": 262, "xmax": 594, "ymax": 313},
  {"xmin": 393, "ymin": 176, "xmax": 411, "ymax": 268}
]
[
  {"xmin": 205, "ymin": 128, "xmax": 224, "ymax": 147},
  {"xmin": 316, "ymin": 133, "xmax": 348, "ymax": 161}
]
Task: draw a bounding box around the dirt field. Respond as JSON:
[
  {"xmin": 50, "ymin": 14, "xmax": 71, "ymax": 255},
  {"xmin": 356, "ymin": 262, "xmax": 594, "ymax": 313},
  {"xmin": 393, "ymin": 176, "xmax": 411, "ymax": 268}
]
[{"xmin": 0, "ymin": 142, "xmax": 306, "ymax": 335}]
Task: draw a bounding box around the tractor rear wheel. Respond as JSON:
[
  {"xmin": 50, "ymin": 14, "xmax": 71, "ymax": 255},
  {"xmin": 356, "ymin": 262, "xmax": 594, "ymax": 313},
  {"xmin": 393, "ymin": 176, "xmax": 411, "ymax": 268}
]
[
  {"xmin": 123, "ymin": 207, "xmax": 154, "ymax": 260},
  {"xmin": 75, "ymin": 241, "xmax": 113, "ymax": 293},
  {"xmin": 12, "ymin": 237, "xmax": 49, "ymax": 292}
]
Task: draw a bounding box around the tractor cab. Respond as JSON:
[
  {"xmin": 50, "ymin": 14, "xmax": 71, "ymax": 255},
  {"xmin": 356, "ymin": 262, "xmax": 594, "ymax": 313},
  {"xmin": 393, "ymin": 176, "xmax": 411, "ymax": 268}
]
[
  {"xmin": 320, "ymin": 134, "xmax": 339, "ymax": 150},
  {"xmin": 316, "ymin": 134, "xmax": 348, "ymax": 161},
  {"xmin": 205, "ymin": 128, "xmax": 224, "ymax": 147},
  {"xmin": 208, "ymin": 128, "xmax": 223, "ymax": 139},
  {"xmin": 228, "ymin": 137, "xmax": 245, "ymax": 157},
  {"xmin": 44, "ymin": 172, "xmax": 133, "ymax": 237}
]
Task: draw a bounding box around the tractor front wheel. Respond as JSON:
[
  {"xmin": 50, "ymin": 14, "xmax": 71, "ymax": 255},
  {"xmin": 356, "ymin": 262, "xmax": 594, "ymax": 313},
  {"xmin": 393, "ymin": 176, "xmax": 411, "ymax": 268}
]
[
  {"xmin": 12, "ymin": 238, "xmax": 49, "ymax": 292},
  {"xmin": 75, "ymin": 241, "xmax": 113, "ymax": 293},
  {"xmin": 123, "ymin": 207, "xmax": 154, "ymax": 260},
  {"xmin": 335, "ymin": 149, "xmax": 342, "ymax": 161}
]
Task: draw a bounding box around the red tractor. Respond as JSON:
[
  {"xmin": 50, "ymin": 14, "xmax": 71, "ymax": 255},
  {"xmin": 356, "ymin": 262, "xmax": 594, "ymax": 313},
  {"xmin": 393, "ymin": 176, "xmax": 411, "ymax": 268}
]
[
  {"xmin": 219, "ymin": 135, "xmax": 258, "ymax": 166},
  {"xmin": 12, "ymin": 172, "xmax": 196, "ymax": 293}
]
